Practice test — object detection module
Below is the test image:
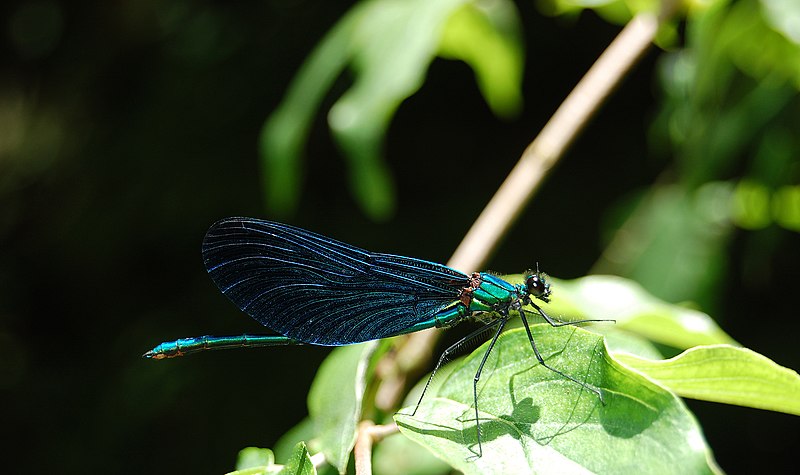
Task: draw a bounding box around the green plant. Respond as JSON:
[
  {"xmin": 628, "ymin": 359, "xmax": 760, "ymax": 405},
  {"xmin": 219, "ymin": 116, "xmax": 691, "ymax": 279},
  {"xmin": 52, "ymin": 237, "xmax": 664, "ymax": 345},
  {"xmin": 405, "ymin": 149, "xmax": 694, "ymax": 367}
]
[
  {"xmin": 228, "ymin": 275, "xmax": 799, "ymax": 474},
  {"xmin": 228, "ymin": 0, "xmax": 800, "ymax": 473}
]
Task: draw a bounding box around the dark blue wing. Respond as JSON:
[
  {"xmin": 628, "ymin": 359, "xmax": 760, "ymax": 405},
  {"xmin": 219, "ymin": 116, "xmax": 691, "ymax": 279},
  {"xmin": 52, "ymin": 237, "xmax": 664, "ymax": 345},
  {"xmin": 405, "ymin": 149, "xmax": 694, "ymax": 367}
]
[{"xmin": 201, "ymin": 217, "xmax": 469, "ymax": 345}]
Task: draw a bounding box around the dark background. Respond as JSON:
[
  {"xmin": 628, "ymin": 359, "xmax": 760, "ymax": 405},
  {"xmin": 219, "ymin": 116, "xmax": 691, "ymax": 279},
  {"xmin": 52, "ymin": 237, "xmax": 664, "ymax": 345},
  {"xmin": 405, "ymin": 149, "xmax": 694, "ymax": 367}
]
[{"xmin": 1, "ymin": 1, "xmax": 797, "ymax": 473}]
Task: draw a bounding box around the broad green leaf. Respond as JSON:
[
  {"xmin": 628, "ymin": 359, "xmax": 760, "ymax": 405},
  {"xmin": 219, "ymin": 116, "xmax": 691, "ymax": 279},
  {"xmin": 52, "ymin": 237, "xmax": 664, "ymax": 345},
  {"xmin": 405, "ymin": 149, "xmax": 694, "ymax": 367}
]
[
  {"xmin": 260, "ymin": 0, "xmax": 524, "ymax": 219},
  {"xmin": 307, "ymin": 342, "xmax": 377, "ymax": 473},
  {"xmin": 396, "ymin": 326, "xmax": 718, "ymax": 474},
  {"xmin": 615, "ymin": 345, "xmax": 800, "ymax": 415},
  {"xmin": 534, "ymin": 274, "xmax": 737, "ymax": 349},
  {"xmin": 278, "ymin": 442, "xmax": 316, "ymax": 475},
  {"xmin": 598, "ymin": 326, "xmax": 663, "ymax": 359}
]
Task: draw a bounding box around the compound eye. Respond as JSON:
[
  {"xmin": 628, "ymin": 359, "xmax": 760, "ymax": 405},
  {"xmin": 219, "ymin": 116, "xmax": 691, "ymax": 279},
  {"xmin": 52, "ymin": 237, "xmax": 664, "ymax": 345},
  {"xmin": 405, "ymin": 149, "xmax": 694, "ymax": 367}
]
[
  {"xmin": 526, "ymin": 275, "xmax": 543, "ymax": 295},
  {"xmin": 526, "ymin": 273, "xmax": 551, "ymax": 301}
]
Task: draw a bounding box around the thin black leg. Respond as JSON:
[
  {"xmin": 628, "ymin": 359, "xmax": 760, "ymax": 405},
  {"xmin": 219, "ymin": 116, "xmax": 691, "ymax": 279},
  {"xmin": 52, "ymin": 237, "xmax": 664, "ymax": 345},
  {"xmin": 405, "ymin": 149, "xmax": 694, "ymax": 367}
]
[
  {"xmin": 530, "ymin": 301, "xmax": 615, "ymax": 327},
  {"xmin": 519, "ymin": 307, "xmax": 605, "ymax": 403},
  {"xmin": 409, "ymin": 319, "xmax": 504, "ymax": 417},
  {"xmin": 471, "ymin": 315, "xmax": 509, "ymax": 458}
]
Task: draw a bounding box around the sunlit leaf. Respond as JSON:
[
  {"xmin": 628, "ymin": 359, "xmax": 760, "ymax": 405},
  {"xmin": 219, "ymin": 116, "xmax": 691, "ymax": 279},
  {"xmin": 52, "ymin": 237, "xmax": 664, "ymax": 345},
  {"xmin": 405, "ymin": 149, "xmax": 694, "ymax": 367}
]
[
  {"xmin": 616, "ymin": 345, "xmax": 800, "ymax": 414},
  {"xmin": 278, "ymin": 442, "xmax": 316, "ymax": 475},
  {"xmin": 396, "ymin": 327, "xmax": 718, "ymax": 474},
  {"xmin": 532, "ymin": 274, "xmax": 737, "ymax": 350},
  {"xmin": 761, "ymin": 0, "xmax": 800, "ymax": 46}
]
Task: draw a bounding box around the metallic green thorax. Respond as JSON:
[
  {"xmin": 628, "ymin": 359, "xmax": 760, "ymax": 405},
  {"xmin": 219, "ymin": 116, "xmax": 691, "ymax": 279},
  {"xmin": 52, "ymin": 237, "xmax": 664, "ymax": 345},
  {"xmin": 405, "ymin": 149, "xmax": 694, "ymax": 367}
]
[
  {"xmin": 397, "ymin": 272, "xmax": 527, "ymax": 335},
  {"xmin": 468, "ymin": 273, "xmax": 520, "ymax": 312}
]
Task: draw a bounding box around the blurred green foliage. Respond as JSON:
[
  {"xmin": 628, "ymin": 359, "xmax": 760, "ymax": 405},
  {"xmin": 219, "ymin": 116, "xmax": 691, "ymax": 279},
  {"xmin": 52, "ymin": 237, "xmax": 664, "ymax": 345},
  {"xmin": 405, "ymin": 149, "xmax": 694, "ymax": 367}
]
[
  {"xmin": 263, "ymin": 0, "xmax": 800, "ymax": 315},
  {"xmin": 2, "ymin": 0, "xmax": 798, "ymax": 473},
  {"xmin": 593, "ymin": 0, "xmax": 800, "ymax": 314},
  {"xmin": 260, "ymin": 0, "xmax": 523, "ymax": 220},
  {"xmin": 306, "ymin": 342, "xmax": 375, "ymax": 472}
]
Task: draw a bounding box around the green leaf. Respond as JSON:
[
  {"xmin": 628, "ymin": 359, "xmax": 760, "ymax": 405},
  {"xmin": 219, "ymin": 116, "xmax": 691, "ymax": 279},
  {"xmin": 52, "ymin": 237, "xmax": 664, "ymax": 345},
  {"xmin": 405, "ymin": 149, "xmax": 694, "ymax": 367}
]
[
  {"xmin": 395, "ymin": 326, "xmax": 718, "ymax": 474},
  {"xmin": 774, "ymin": 184, "xmax": 800, "ymax": 232},
  {"xmin": 615, "ymin": 345, "xmax": 800, "ymax": 415},
  {"xmin": 307, "ymin": 342, "xmax": 378, "ymax": 473},
  {"xmin": 273, "ymin": 418, "xmax": 316, "ymax": 463},
  {"xmin": 536, "ymin": 274, "xmax": 737, "ymax": 350},
  {"xmin": 540, "ymin": 0, "xmax": 661, "ymax": 26},
  {"xmin": 259, "ymin": 8, "xmax": 356, "ymax": 218},
  {"xmin": 723, "ymin": 0, "xmax": 800, "ymax": 89},
  {"xmin": 373, "ymin": 430, "xmax": 452, "ymax": 475},
  {"xmin": 278, "ymin": 442, "xmax": 316, "ymax": 475},
  {"xmin": 235, "ymin": 447, "xmax": 275, "ymax": 471},
  {"xmin": 438, "ymin": 0, "xmax": 523, "ymax": 117},
  {"xmin": 260, "ymin": 0, "xmax": 524, "ymax": 219},
  {"xmin": 599, "ymin": 326, "xmax": 664, "ymax": 360},
  {"xmin": 761, "ymin": 0, "xmax": 800, "ymax": 46}
]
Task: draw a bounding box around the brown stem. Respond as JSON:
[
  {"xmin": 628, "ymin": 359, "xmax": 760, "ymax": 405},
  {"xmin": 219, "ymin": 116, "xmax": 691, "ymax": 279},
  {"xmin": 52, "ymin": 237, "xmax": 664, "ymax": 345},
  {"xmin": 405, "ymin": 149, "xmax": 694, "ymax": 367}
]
[
  {"xmin": 374, "ymin": 0, "xmax": 679, "ymax": 440},
  {"xmin": 449, "ymin": 9, "xmax": 671, "ymax": 273},
  {"xmin": 354, "ymin": 421, "xmax": 399, "ymax": 475}
]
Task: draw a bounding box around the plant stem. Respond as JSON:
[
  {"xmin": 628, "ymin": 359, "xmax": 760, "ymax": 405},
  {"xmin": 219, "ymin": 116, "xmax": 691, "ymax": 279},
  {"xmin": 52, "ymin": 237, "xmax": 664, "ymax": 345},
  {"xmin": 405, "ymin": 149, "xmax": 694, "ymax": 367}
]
[
  {"xmin": 448, "ymin": 7, "xmax": 673, "ymax": 273},
  {"xmin": 378, "ymin": 1, "xmax": 679, "ymax": 414}
]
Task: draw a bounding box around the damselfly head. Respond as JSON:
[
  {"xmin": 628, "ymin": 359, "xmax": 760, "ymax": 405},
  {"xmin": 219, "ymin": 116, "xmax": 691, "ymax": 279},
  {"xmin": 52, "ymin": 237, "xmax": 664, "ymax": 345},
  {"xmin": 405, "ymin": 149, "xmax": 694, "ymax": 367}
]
[{"xmin": 525, "ymin": 271, "xmax": 551, "ymax": 303}]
